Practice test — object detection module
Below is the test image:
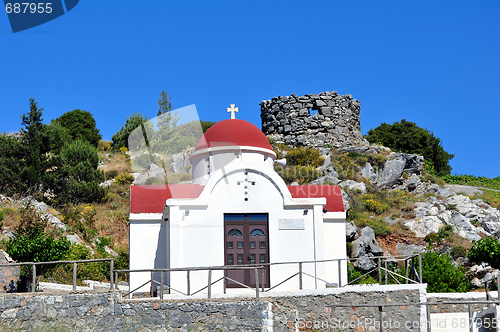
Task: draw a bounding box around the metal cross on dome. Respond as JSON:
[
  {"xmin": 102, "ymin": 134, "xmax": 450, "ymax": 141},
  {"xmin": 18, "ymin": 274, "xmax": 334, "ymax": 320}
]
[{"xmin": 227, "ymin": 104, "xmax": 238, "ymax": 119}]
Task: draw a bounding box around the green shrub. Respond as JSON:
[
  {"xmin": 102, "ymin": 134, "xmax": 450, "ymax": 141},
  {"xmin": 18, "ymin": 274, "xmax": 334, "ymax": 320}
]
[
  {"xmin": 438, "ymin": 225, "xmax": 453, "ymax": 241},
  {"xmin": 420, "ymin": 251, "xmax": 470, "ymax": 292},
  {"xmin": 286, "ymin": 147, "xmax": 324, "ymax": 167},
  {"xmin": 365, "ymin": 119, "xmax": 454, "ymax": 176},
  {"xmin": 360, "ymin": 194, "xmax": 389, "ymax": 214},
  {"xmin": 367, "ymin": 154, "xmax": 387, "ymax": 168},
  {"xmin": 346, "ymin": 242, "xmax": 353, "ymax": 257},
  {"xmin": 6, "ymin": 205, "xmax": 71, "ymax": 264},
  {"xmin": 355, "ymin": 217, "xmax": 392, "ymax": 237},
  {"xmin": 105, "ymin": 169, "xmax": 119, "ymax": 180},
  {"xmin": 65, "ymin": 244, "xmax": 110, "ymax": 281},
  {"xmin": 276, "ymin": 165, "xmax": 321, "ymax": 184},
  {"xmin": 98, "ymin": 140, "xmax": 113, "ymax": 152},
  {"xmin": 424, "ymin": 232, "xmax": 439, "ymax": 244},
  {"xmin": 331, "ymin": 152, "xmax": 368, "ymax": 180},
  {"xmin": 347, "ymin": 262, "xmax": 378, "ymax": 285},
  {"xmin": 468, "ymin": 237, "xmax": 500, "ymax": 268},
  {"xmin": 53, "ymin": 109, "xmax": 102, "ymax": 147},
  {"xmin": 115, "ymin": 173, "xmax": 134, "ymax": 185},
  {"xmin": 451, "ymin": 246, "xmax": 467, "ymax": 259},
  {"xmin": 132, "ymin": 153, "xmax": 162, "ymax": 172}
]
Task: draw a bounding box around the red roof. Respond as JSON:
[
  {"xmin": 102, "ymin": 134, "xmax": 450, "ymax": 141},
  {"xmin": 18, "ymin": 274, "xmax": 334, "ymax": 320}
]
[
  {"xmin": 130, "ymin": 184, "xmax": 344, "ymax": 214},
  {"xmin": 287, "ymin": 185, "xmax": 345, "ymax": 212},
  {"xmin": 195, "ymin": 119, "xmax": 273, "ymax": 151},
  {"xmin": 130, "ymin": 185, "xmax": 204, "ymax": 214}
]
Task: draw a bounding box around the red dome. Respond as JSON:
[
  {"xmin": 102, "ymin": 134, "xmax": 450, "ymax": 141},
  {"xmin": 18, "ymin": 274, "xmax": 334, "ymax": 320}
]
[{"xmin": 195, "ymin": 119, "xmax": 273, "ymax": 151}]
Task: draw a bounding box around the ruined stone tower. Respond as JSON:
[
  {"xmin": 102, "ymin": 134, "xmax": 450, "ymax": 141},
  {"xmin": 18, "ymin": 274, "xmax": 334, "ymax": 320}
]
[{"xmin": 260, "ymin": 91, "xmax": 368, "ymax": 148}]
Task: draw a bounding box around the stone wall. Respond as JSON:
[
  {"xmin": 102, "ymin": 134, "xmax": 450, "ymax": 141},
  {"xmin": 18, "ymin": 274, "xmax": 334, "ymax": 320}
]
[
  {"xmin": 0, "ymin": 284, "xmax": 427, "ymax": 331},
  {"xmin": 260, "ymin": 91, "xmax": 369, "ymax": 148}
]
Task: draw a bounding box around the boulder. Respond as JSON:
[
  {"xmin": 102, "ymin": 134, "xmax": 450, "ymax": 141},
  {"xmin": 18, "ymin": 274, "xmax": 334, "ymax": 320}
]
[
  {"xmin": 340, "ymin": 188, "xmax": 350, "ymax": 213},
  {"xmin": 339, "ymin": 180, "xmax": 367, "ymax": 194},
  {"xmin": 66, "ymin": 233, "xmax": 84, "ymax": 245},
  {"xmin": 404, "ymin": 216, "xmax": 444, "ymax": 237},
  {"xmin": 104, "ymin": 246, "xmax": 118, "ymax": 257},
  {"xmin": 171, "ymin": 148, "xmax": 194, "ymax": 174},
  {"xmin": 353, "ymin": 255, "xmax": 377, "ymax": 271},
  {"xmin": 44, "ymin": 214, "xmax": 66, "ymax": 231},
  {"xmin": 346, "ymin": 222, "xmax": 359, "ymax": 242},
  {"xmin": 396, "ymin": 243, "xmax": 425, "ymax": 256},
  {"xmin": 443, "ymin": 211, "xmax": 481, "ymax": 241},
  {"xmin": 375, "ymin": 157, "xmax": 406, "ymax": 188},
  {"xmin": 351, "ymin": 227, "xmax": 384, "ymax": 258}
]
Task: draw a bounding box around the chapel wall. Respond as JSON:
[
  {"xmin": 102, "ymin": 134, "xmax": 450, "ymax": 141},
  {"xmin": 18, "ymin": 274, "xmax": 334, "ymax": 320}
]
[{"xmin": 260, "ymin": 91, "xmax": 369, "ymax": 148}]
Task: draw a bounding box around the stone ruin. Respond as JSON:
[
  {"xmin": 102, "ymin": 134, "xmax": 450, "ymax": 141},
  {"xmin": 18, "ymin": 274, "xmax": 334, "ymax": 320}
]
[{"xmin": 260, "ymin": 91, "xmax": 369, "ymax": 148}]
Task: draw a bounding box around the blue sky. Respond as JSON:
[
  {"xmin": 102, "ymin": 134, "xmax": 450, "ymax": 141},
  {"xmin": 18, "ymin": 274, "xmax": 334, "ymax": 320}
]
[{"xmin": 1, "ymin": 1, "xmax": 498, "ymax": 177}]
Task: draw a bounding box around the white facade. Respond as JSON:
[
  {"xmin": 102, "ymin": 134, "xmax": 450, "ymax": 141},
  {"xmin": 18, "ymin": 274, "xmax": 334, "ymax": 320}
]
[{"xmin": 129, "ymin": 120, "xmax": 347, "ymax": 297}]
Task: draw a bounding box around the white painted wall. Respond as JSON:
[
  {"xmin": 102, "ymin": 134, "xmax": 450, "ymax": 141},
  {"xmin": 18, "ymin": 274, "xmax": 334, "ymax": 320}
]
[{"xmin": 129, "ymin": 162, "xmax": 347, "ymax": 296}]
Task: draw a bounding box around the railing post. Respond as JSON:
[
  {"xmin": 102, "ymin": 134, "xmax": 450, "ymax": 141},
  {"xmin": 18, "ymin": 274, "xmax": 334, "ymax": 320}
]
[
  {"xmin": 338, "ymin": 260, "xmax": 342, "ymax": 287},
  {"xmin": 426, "ymin": 302, "xmax": 431, "ymax": 332},
  {"xmin": 32, "ymin": 264, "xmax": 36, "ymax": 293},
  {"xmin": 160, "ymin": 271, "xmax": 164, "ymax": 300},
  {"xmin": 497, "ymin": 273, "xmax": 500, "ymax": 301},
  {"xmin": 115, "ymin": 271, "xmax": 118, "ymax": 290},
  {"xmin": 150, "ymin": 271, "xmax": 154, "ymax": 297},
  {"xmin": 378, "ymin": 258, "xmax": 382, "ymax": 285},
  {"xmin": 468, "ymin": 303, "xmax": 473, "ymax": 332},
  {"xmin": 418, "ymin": 254, "xmax": 423, "ymax": 283},
  {"xmin": 378, "ymin": 306, "xmax": 383, "ymax": 332},
  {"xmin": 384, "ymin": 261, "xmax": 388, "ymax": 285},
  {"xmin": 405, "ymin": 258, "xmax": 409, "ymax": 284},
  {"xmin": 255, "ymin": 267, "xmax": 259, "ymax": 298},
  {"xmin": 261, "ymin": 268, "xmax": 264, "ymax": 292},
  {"xmin": 187, "ymin": 270, "xmax": 191, "ymax": 296},
  {"xmin": 73, "ymin": 262, "xmax": 77, "ymax": 292},
  {"xmin": 207, "ymin": 269, "xmax": 212, "ymax": 299},
  {"xmin": 299, "ymin": 262, "xmax": 303, "ymax": 290},
  {"xmin": 223, "ymin": 269, "xmax": 226, "ymax": 295},
  {"xmin": 110, "ymin": 260, "xmax": 114, "ymax": 291}
]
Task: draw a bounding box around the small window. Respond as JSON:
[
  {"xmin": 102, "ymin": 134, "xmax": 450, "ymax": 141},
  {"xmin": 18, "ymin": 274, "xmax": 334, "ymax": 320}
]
[
  {"xmin": 228, "ymin": 229, "xmax": 243, "ymax": 236},
  {"xmin": 250, "ymin": 229, "xmax": 265, "ymax": 236},
  {"xmin": 250, "ymin": 254, "xmax": 256, "ymax": 265},
  {"xmin": 250, "ymin": 241, "xmax": 255, "ymax": 249},
  {"xmin": 238, "ymin": 254, "xmax": 243, "ymax": 265},
  {"xmin": 228, "ymin": 254, "xmax": 233, "ymax": 265},
  {"xmin": 260, "ymin": 254, "xmax": 265, "ymax": 263},
  {"xmin": 237, "ymin": 242, "xmax": 243, "ymax": 249},
  {"xmin": 227, "ymin": 242, "xmax": 233, "ymax": 249},
  {"xmin": 260, "ymin": 241, "xmax": 265, "ymax": 249}
]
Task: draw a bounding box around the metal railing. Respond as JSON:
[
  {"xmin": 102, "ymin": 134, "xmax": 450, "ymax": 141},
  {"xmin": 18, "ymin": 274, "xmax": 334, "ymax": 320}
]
[
  {"xmin": 0, "ymin": 258, "xmax": 115, "ymax": 292},
  {"xmin": 117, "ymin": 254, "xmax": 423, "ymax": 299}
]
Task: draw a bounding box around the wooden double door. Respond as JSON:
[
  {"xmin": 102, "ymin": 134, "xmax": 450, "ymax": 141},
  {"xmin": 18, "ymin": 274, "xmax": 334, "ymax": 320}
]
[{"xmin": 224, "ymin": 214, "xmax": 270, "ymax": 288}]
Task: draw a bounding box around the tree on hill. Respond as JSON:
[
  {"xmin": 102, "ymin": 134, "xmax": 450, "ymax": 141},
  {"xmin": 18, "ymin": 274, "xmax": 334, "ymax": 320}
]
[
  {"xmin": 0, "ymin": 135, "xmax": 25, "ymax": 195},
  {"xmin": 46, "ymin": 140, "xmax": 106, "ymax": 204},
  {"xmin": 365, "ymin": 119, "xmax": 454, "ymax": 176},
  {"xmin": 20, "ymin": 98, "xmax": 47, "ymax": 192},
  {"xmin": 54, "ymin": 109, "xmax": 102, "ymax": 147},
  {"xmin": 157, "ymin": 90, "xmax": 172, "ymax": 116},
  {"xmin": 112, "ymin": 113, "xmax": 148, "ymax": 149}
]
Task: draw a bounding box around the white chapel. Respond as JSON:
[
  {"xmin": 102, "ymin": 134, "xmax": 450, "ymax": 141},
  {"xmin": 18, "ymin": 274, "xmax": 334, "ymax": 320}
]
[{"xmin": 129, "ymin": 108, "xmax": 347, "ymax": 296}]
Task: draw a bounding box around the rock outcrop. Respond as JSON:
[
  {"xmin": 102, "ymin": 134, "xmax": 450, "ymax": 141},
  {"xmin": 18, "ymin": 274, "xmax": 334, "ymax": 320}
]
[{"xmin": 351, "ymin": 227, "xmax": 384, "ymax": 271}]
